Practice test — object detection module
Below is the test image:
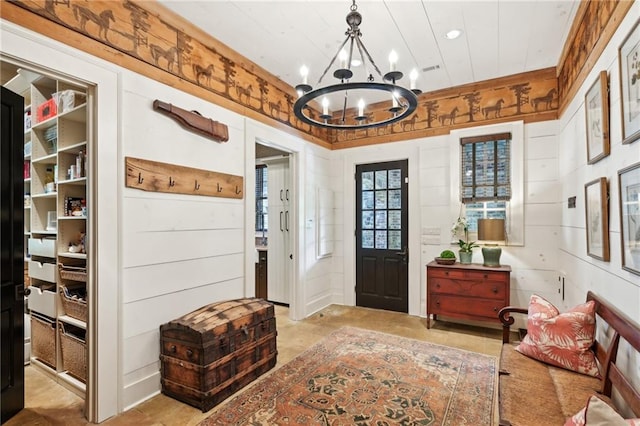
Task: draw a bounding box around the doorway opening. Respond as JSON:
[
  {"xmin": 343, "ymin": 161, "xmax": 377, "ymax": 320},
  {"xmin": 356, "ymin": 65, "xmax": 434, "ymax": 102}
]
[
  {"xmin": 1, "ymin": 58, "xmax": 94, "ymax": 422},
  {"xmin": 254, "ymin": 142, "xmax": 294, "ymax": 309}
]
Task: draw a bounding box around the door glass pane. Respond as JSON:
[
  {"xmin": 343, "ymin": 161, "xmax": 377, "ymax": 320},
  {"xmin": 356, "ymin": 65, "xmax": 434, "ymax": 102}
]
[
  {"xmin": 362, "ymin": 211, "xmax": 374, "ymax": 229},
  {"xmin": 388, "ymin": 210, "xmax": 401, "ymax": 229},
  {"xmin": 362, "ymin": 191, "xmax": 374, "ymax": 210},
  {"xmin": 362, "ymin": 171, "xmax": 374, "ymax": 190},
  {"xmin": 389, "ymin": 231, "xmax": 401, "ymax": 250},
  {"xmin": 388, "ymin": 169, "xmax": 401, "ymax": 188},
  {"xmin": 375, "ymin": 191, "xmax": 387, "ymax": 209},
  {"xmin": 375, "ymin": 171, "xmax": 387, "ymax": 189},
  {"xmin": 375, "ymin": 211, "xmax": 387, "ymax": 229},
  {"xmin": 388, "ymin": 189, "xmax": 401, "ymax": 209},
  {"xmin": 375, "ymin": 231, "xmax": 387, "ymax": 249},
  {"xmin": 362, "ymin": 230, "xmax": 374, "ymax": 248}
]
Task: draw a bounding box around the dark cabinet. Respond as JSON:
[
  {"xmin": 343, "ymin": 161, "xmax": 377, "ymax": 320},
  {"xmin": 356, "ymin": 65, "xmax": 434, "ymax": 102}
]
[{"xmin": 255, "ymin": 250, "xmax": 267, "ymax": 300}]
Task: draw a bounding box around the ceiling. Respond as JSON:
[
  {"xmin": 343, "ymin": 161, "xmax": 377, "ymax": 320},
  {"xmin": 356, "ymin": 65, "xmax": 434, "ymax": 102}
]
[{"xmin": 158, "ymin": 0, "xmax": 579, "ymax": 100}]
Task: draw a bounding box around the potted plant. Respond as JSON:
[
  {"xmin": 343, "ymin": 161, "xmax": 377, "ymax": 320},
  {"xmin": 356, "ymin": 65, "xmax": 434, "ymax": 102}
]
[
  {"xmin": 452, "ymin": 216, "xmax": 478, "ymax": 264},
  {"xmin": 435, "ymin": 249, "xmax": 456, "ymax": 265}
]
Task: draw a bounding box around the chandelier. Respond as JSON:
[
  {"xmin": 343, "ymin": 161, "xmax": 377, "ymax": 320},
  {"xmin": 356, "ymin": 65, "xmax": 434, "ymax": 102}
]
[{"xmin": 293, "ymin": 0, "xmax": 420, "ymax": 130}]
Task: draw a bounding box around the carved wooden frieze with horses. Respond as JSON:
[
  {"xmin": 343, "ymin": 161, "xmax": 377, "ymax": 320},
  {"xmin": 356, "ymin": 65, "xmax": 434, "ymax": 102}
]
[
  {"xmin": 330, "ymin": 68, "xmax": 558, "ymax": 147},
  {"xmin": 9, "ymin": 0, "xmax": 560, "ymax": 148}
]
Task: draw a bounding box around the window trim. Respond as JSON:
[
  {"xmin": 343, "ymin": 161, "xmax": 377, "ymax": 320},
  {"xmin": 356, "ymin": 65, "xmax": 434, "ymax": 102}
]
[{"xmin": 450, "ymin": 121, "xmax": 524, "ymax": 246}]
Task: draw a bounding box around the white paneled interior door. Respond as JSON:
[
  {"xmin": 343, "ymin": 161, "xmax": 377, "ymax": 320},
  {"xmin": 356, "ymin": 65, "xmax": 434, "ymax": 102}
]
[{"xmin": 265, "ymin": 158, "xmax": 290, "ymax": 304}]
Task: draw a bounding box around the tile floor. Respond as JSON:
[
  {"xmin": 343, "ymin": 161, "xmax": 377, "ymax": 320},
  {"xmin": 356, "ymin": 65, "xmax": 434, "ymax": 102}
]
[{"xmin": 6, "ymin": 305, "xmax": 504, "ymax": 425}]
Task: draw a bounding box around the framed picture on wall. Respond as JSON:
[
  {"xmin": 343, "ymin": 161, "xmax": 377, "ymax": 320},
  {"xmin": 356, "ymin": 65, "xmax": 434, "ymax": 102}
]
[
  {"xmin": 585, "ymin": 71, "xmax": 610, "ymax": 164},
  {"xmin": 619, "ymin": 19, "xmax": 640, "ymax": 145},
  {"xmin": 618, "ymin": 162, "xmax": 640, "ymax": 275},
  {"xmin": 584, "ymin": 177, "xmax": 609, "ymax": 261}
]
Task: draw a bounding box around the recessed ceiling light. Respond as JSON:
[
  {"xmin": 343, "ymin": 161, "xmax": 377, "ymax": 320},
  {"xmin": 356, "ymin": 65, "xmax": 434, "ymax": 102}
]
[
  {"xmin": 351, "ymin": 59, "xmax": 362, "ymax": 67},
  {"xmin": 445, "ymin": 29, "xmax": 462, "ymax": 40}
]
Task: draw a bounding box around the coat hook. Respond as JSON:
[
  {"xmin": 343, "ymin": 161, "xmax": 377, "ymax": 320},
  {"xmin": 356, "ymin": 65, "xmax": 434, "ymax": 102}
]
[
  {"xmin": 195, "ymin": 180, "xmax": 200, "ymax": 190},
  {"xmin": 169, "ymin": 176, "xmax": 175, "ymax": 187},
  {"xmin": 235, "ymin": 186, "xmax": 242, "ymax": 195},
  {"xmin": 137, "ymin": 172, "xmax": 144, "ymax": 184},
  {"xmin": 217, "ymin": 183, "xmax": 223, "ymax": 193}
]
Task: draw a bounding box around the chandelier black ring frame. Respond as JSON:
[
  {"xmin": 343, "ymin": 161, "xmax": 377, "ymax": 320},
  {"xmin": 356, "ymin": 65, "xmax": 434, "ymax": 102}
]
[
  {"xmin": 292, "ymin": 0, "xmax": 420, "ymax": 131},
  {"xmin": 293, "ymin": 82, "xmax": 418, "ymax": 130}
]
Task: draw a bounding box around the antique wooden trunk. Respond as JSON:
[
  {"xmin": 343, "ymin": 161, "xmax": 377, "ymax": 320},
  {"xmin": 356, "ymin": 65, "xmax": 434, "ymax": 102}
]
[{"xmin": 159, "ymin": 297, "xmax": 277, "ymax": 412}]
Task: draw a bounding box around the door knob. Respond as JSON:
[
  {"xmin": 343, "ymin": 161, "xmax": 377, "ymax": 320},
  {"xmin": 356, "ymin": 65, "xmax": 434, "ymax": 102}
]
[{"xmin": 395, "ymin": 246, "xmax": 409, "ymax": 263}]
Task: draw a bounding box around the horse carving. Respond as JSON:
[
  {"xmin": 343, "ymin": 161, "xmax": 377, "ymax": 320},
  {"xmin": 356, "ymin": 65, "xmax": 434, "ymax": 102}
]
[
  {"xmin": 531, "ymin": 88, "xmax": 557, "ymax": 111},
  {"xmin": 482, "ymin": 99, "xmax": 505, "ymax": 119},
  {"xmin": 236, "ymin": 84, "xmax": 253, "ymax": 104},
  {"xmin": 193, "ymin": 64, "xmax": 215, "ymax": 87},
  {"xmin": 72, "ymin": 5, "xmax": 115, "ymax": 41},
  {"xmin": 269, "ymin": 100, "xmax": 282, "ymax": 117},
  {"xmin": 403, "ymin": 114, "xmax": 419, "ymax": 132},
  {"xmin": 438, "ymin": 106, "xmax": 459, "ymax": 126},
  {"xmin": 150, "ymin": 44, "xmax": 179, "ymax": 72}
]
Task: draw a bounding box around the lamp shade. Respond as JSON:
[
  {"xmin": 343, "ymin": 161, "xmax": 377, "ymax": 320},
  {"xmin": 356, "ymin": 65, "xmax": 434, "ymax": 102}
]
[{"xmin": 477, "ymin": 218, "xmax": 505, "ymax": 242}]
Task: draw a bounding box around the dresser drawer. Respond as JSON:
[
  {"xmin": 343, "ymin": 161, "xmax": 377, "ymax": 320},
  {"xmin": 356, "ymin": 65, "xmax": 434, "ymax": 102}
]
[
  {"xmin": 428, "ymin": 267, "xmax": 507, "ymax": 282},
  {"xmin": 429, "ymin": 277, "xmax": 507, "ymax": 299},
  {"xmin": 428, "ymin": 295, "xmax": 504, "ymax": 322}
]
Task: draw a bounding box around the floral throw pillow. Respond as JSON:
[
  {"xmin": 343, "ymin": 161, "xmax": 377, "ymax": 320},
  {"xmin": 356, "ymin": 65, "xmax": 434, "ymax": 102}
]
[
  {"xmin": 515, "ymin": 294, "xmax": 600, "ymax": 377},
  {"xmin": 565, "ymin": 395, "xmax": 640, "ymax": 426}
]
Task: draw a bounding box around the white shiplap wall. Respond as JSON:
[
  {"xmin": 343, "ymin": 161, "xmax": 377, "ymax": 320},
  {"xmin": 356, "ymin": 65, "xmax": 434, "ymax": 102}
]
[
  {"xmin": 555, "ymin": 3, "xmax": 640, "ymax": 319},
  {"xmin": 330, "ymin": 118, "xmax": 560, "ymax": 327},
  {"xmin": 119, "ymin": 72, "xmax": 249, "ymax": 408}
]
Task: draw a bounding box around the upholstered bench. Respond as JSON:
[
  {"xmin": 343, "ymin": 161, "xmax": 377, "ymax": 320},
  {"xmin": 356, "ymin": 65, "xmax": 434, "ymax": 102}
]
[{"xmin": 497, "ymin": 291, "xmax": 640, "ymax": 426}]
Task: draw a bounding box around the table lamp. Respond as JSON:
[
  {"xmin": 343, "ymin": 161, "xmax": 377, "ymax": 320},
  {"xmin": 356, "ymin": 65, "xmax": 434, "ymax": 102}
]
[{"xmin": 478, "ymin": 218, "xmax": 505, "ymax": 267}]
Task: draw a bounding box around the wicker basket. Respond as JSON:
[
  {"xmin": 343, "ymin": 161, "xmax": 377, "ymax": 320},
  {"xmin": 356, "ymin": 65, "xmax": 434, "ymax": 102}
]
[
  {"xmin": 31, "ymin": 314, "xmax": 56, "ymax": 368},
  {"xmin": 58, "ymin": 263, "xmax": 87, "ymax": 282},
  {"xmin": 59, "ymin": 285, "xmax": 87, "ymax": 322},
  {"xmin": 59, "ymin": 323, "xmax": 86, "ymax": 382}
]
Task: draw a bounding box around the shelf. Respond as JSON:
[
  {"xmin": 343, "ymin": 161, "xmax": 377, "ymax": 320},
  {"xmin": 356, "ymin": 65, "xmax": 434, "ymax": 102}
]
[
  {"xmin": 31, "ymin": 192, "xmax": 57, "ymax": 199},
  {"xmin": 24, "ymin": 205, "xmax": 31, "ymax": 210},
  {"xmin": 24, "ymin": 177, "xmax": 32, "ymax": 183},
  {"xmin": 31, "ymin": 114, "xmax": 57, "ymax": 131},
  {"xmin": 32, "ymin": 153, "xmax": 57, "ymax": 164},
  {"xmin": 58, "ymin": 177, "xmax": 86, "ymax": 186},
  {"xmin": 58, "ymin": 216, "xmax": 87, "ymax": 221},
  {"xmin": 58, "ymin": 315, "xmax": 86, "ymax": 330},
  {"xmin": 58, "ymin": 141, "xmax": 87, "ymax": 154},
  {"xmin": 30, "ymin": 230, "xmax": 57, "ymax": 235},
  {"xmin": 58, "ymin": 252, "xmax": 87, "ymax": 259},
  {"xmin": 59, "ymin": 103, "xmax": 87, "ymax": 123}
]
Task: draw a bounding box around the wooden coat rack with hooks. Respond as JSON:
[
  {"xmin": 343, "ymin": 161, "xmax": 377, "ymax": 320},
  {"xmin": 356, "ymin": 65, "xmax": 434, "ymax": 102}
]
[{"xmin": 125, "ymin": 157, "xmax": 243, "ymax": 199}]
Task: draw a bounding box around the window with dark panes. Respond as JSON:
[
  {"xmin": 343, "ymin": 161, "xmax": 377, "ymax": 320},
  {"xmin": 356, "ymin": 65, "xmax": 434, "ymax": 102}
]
[
  {"xmin": 255, "ymin": 165, "xmax": 268, "ymax": 232},
  {"xmin": 460, "ymin": 133, "xmax": 510, "ymax": 232}
]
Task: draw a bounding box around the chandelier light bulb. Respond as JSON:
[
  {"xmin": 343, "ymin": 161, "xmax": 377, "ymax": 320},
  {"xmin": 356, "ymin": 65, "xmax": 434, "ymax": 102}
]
[
  {"xmin": 339, "ymin": 49, "xmax": 349, "ymax": 69},
  {"xmin": 388, "ymin": 50, "xmax": 398, "ymax": 72},
  {"xmin": 392, "ymin": 91, "xmax": 399, "ymax": 108},
  {"xmin": 300, "ymin": 65, "xmax": 309, "ymax": 85},
  {"xmin": 410, "ymin": 69, "xmax": 418, "ymax": 90},
  {"xmin": 358, "ymin": 99, "xmax": 365, "ymax": 117},
  {"xmin": 322, "ymin": 97, "xmax": 329, "ymax": 115}
]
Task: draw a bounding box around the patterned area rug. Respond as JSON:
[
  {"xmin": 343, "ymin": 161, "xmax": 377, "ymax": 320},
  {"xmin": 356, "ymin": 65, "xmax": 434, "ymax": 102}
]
[{"xmin": 199, "ymin": 326, "xmax": 496, "ymax": 425}]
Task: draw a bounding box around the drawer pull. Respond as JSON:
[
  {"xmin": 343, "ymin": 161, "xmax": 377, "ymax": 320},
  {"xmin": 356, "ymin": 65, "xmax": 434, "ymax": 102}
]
[
  {"xmin": 436, "ymin": 284, "xmax": 441, "ymax": 289},
  {"xmin": 492, "ymin": 287, "xmax": 498, "ymax": 293},
  {"xmin": 444, "ymin": 271, "xmax": 449, "ymax": 276},
  {"xmin": 484, "ymin": 274, "xmax": 488, "ymax": 279},
  {"xmin": 170, "ymin": 345, "xmax": 176, "ymax": 353},
  {"xmin": 493, "ymin": 307, "xmax": 498, "ymax": 312},
  {"xmin": 186, "ymin": 349, "xmax": 193, "ymax": 358}
]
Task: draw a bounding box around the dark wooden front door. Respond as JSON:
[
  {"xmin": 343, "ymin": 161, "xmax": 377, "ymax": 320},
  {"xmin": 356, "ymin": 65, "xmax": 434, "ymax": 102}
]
[
  {"xmin": 355, "ymin": 160, "xmax": 408, "ymax": 313},
  {"xmin": 1, "ymin": 86, "xmax": 26, "ymax": 423}
]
